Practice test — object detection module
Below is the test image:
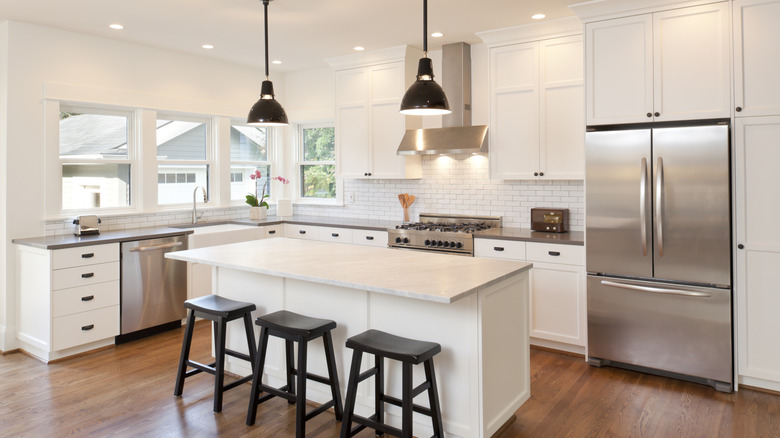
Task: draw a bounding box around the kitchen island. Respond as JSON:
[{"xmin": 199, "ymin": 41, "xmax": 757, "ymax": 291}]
[{"xmin": 166, "ymin": 237, "xmax": 532, "ymax": 438}]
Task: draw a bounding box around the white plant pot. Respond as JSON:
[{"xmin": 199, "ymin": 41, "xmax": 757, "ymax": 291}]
[{"xmin": 249, "ymin": 207, "xmax": 267, "ymax": 220}]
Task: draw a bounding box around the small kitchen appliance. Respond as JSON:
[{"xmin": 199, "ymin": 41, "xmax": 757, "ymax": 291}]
[
  {"xmin": 531, "ymin": 208, "xmax": 568, "ymax": 233},
  {"xmin": 73, "ymin": 215, "xmax": 101, "ymax": 236},
  {"xmin": 388, "ymin": 213, "xmax": 501, "ymax": 256}
]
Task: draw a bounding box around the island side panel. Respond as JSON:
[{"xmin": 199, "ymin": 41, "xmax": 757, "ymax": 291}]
[{"xmin": 480, "ymin": 271, "xmax": 531, "ymax": 436}]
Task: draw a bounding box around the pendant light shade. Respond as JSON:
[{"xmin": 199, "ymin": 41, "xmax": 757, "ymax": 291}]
[
  {"xmin": 247, "ymin": 0, "xmax": 288, "ymax": 126},
  {"xmin": 400, "ymin": 0, "xmax": 451, "ymax": 116}
]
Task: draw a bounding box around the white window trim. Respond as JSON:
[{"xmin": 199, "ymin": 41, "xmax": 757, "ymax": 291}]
[
  {"xmin": 155, "ymin": 112, "xmax": 213, "ymax": 208},
  {"xmin": 294, "ymin": 121, "xmax": 342, "ymax": 206}
]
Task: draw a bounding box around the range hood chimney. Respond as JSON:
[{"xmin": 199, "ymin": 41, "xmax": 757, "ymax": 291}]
[{"xmin": 397, "ymin": 42, "xmax": 489, "ymax": 155}]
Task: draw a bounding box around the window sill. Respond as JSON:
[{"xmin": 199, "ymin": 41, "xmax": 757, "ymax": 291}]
[{"xmin": 294, "ymin": 198, "xmax": 343, "ymax": 207}]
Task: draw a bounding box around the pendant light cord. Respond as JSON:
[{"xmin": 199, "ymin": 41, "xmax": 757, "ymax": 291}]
[
  {"xmin": 422, "ymin": 0, "xmax": 428, "ymax": 56},
  {"xmin": 263, "ymin": 0, "xmax": 270, "ymax": 79}
]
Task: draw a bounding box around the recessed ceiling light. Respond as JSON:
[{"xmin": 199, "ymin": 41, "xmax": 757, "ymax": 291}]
[
  {"xmin": 531, "ymin": 13, "xmax": 546, "ymax": 20},
  {"xmin": 272, "ymin": 60, "xmax": 282, "ymax": 64},
  {"xmin": 202, "ymin": 44, "xmax": 214, "ymax": 49},
  {"xmin": 431, "ymin": 32, "xmax": 444, "ymax": 38},
  {"xmin": 353, "ymin": 46, "xmax": 365, "ymax": 51},
  {"xmin": 109, "ymin": 24, "xmax": 124, "ymax": 30}
]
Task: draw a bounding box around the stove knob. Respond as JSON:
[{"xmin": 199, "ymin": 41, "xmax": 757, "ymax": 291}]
[
  {"xmin": 436, "ymin": 240, "xmax": 444, "ymax": 247},
  {"xmin": 443, "ymin": 241, "xmax": 450, "ymax": 247},
  {"xmin": 402, "ymin": 237, "xmax": 410, "ymax": 244},
  {"xmin": 424, "ymin": 239, "xmax": 432, "ymax": 246},
  {"xmin": 456, "ymin": 241, "xmax": 464, "ymax": 249},
  {"xmin": 395, "ymin": 237, "xmax": 402, "ymax": 244}
]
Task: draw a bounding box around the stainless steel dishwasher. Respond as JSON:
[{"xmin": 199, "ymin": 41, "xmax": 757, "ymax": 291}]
[{"xmin": 119, "ymin": 235, "xmax": 188, "ymax": 341}]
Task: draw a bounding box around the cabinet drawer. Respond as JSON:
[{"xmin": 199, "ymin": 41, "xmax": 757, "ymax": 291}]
[
  {"xmin": 52, "ymin": 261, "xmax": 120, "ymax": 291},
  {"xmin": 284, "ymin": 224, "xmax": 319, "ymax": 240},
  {"xmin": 317, "ymin": 227, "xmax": 353, "ymax": 244},
  {"xmin": 526, "ymin": 243, "xmax": 584, "ymax": 266},
  {"xmin": 352, "ymin": 230, "xmax": 388, "ymax": 247},
  {"xmin": 52, "ymin": 243, "xmax": 119, "ymax": 270},
  {"xmin": 262, "ymin": 224, "xmax": 284, "ymax": 238},
  {"xmin": 52, "ymin": 280, "xmax": 120, "ymax": 318},
  {"xmin": 474, "ymin": 239, "xmax": 526, "ymax": 260},
  {"xmin": 52, "ymin": 305, "xmax": 119, "ymax": 351}
]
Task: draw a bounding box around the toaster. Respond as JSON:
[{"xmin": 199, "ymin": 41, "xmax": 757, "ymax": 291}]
[
  {"xmin": 73, "ymin": 215, "xmax": 101, "ymax": 236},
  {"xmin": 531, "ymin": 208, "xmax": 568, "ymax": 233}
]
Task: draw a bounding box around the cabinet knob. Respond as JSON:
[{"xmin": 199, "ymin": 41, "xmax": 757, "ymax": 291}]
[
  {"xmin": 81, "ymin": 295, "xmax": 95, "ymax": 301},
  {"xmin": 494, "ymin": 247, "xmax": 505, "ymax": 252},
  {"xmin": 331, "ymin": 233, "xmax": 339, "ymax": 237},
  {"xmin": 81, "ymin": 272, "xmax": 94, "ymax": 279},
  {"xmin": 268, "ymin": 230, "xmax": 276, "ymax": 234},
  {"xmin": 738, "ymin": 244, "xmax": 745, "ymax": 249},
  {"xmin": 368, "ymin": 172, "xmax": 372, "ymax": 176},
  {"xmin": 299, "ymin": 230, "xmax": 306, "ymax": 234},
  {"xmin": 647, "ymin": 112, "xmax": 653, "ymax": 118},
  {"xmin": 539, "ymin": 172, "xmax": 545, "ymax": 177},
  {"xmin": 548, "ymin": 251, "xmax": 561, "ymax": 256},
  {"xmin": 81, "ymin": 253, "xmax": 94, "ymax": 258},
  {"xmin": 736, "ymin": 107, "xmax": 743, "ymax": 112},
  {"xmin": 81, "ymin": 324, "xmax": 94, "ymax": 331},
  {"xmin": 534, "ymin": 172, "xmax": 539, "ymax": 176},
  {"xmin": 366, "ymin": 236, "xmax": 374, "ymax": 240},
  {"xmin": 654, "ymin": 112, "xmax": 660, "ymax": 117}
]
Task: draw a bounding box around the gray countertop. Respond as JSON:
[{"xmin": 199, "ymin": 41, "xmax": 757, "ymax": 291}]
[{"xmin": 14, "ymin": 215, "xmax": 584, "ymax": 249}]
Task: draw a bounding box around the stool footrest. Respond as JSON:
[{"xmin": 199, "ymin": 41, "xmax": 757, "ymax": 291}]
[
  {"xmin": 298, "ymin": 371, "xmax": 334, "ymax": 386},
  {"xmin": 223, "ymin": 374, "xmax": 253, "ymax": 392},
  {"xmin": 356, "ymin": 366, "xmax": 379, "ymax": 383},
  {"xmin": 351, "ymin": 413, "xmax": 402, "ymax": 437},
  {"xmin": 257, "ymin": 384, "xmax": 296, "ymax": 403},
  {"xmin": 381, "ymin": 394, "xmax": 435, "ymax": 417},
  {"xmin": 225, "ymin": 348, "xmax": 252, "ymax": 363},
  {"xmin": 304, "ymin": 399, "xmax": 335, "ymax": 421},
  {"xmin": 186, "ymin": 360, "xmax": 217, "ymax": 375}
]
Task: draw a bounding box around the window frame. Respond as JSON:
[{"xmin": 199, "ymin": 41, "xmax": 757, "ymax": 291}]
[
  {"xmin": 155, "ymin": 112, "xmax": 213, "ymax": 207},
  {"xmin": 228, "ymin": 119, "xmax": 274, "ymax": 206},
  {"xmin": 295, "ymin": 121, "xmax": 341, "ymax": 205},
  {"xmin": 57, "ymin": 104, "xmax": 137, "ymax": 214}
]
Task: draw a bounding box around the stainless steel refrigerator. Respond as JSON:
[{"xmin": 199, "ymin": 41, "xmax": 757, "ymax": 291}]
[{"xmin": 585, "ymin": 123, "xmax": 733, "ymax": 392}]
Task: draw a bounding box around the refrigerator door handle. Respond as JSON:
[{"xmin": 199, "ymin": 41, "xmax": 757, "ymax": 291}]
[
  {"xmin": 640, "ymin": 157, "xmax": 649, "ymax": 256},
  {"xmin": 600, "ymin": 280, "xmax": 712, "ymax": 297},
  {"xmin": 655, "ymin": 156, "xmax": 664, "ymax": 257}
]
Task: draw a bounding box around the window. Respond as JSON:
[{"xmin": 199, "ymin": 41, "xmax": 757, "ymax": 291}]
[
  {"xmin": 59, "ymin": 107, "xmax": 133, "ymax": 210},
  {"xmin": 298, "ymin": 124, "xmax": 336, "ymax": 199},
  {"xmin": 156, "ymin": 115, "xmax": 210, "ymax": 205},
  {"xmin": 230, "ymin": 122, "xmax": 271, "ymax": 202}
]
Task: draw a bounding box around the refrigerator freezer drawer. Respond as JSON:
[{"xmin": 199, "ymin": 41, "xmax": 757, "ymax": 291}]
[{"xmin": 587, "ymin": 276, "xmax": 732, "ymax": 384}]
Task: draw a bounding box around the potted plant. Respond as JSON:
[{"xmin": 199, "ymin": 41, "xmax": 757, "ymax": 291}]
[{"xmin": 246, "ymin": 170, "xmax": 289, "ymax": 220}]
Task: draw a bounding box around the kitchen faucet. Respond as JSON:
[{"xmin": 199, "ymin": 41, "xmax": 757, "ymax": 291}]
[{"xmin": 192, "ymin": 186, "xmax": 208, "ymax": 224}]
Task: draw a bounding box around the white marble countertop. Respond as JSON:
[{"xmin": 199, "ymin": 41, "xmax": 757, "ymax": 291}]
[{"xmin": 166, "ymin": 237, "xmax": 532, "ymax": 304}]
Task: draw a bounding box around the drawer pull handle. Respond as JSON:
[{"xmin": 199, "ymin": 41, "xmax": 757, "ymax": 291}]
[
  {"xmin": 81, "ymin": 273, "xmax": 94, "ymax": 278},
  {"xmin": 268, "ymin": 230, "xmax": 276, "ymax": 234},
  {"xmin": 299, "ymin": 230, "xmax": 306, "ymax": 234},
  {"xmin": 81, "ymin": 253, "xmax": 95, "ymax": 258},
  {"xmin": 81, "ymin": 324, "xmax": 94, "ymax": 331},
  {"xmin": 548, "ymin": 251, "xmax": 561, "ymax": 256},
  {"xmin": 494, "ymin": 247, "xmax": 505, "ymax": 252},
  {"xmin": 332, "ymin": 233, "xmax": 339, "ymax": 237},
  {"xmin": 81, "ymin": 295, "xmax": 95, "ymax": 301},
  {"xmin": 366, "ymin": 236, "xmax": 374, "ymax": 240}
]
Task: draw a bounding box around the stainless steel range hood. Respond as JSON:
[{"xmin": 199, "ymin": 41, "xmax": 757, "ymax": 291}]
[{"xmin": 397, "ymin": 42, "xmax": 489, "ymax": 155}]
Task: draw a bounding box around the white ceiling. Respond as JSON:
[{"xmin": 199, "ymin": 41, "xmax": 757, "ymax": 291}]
[{"xmin": 0, "ymin": 0, "xmax": 576, "ymax": 73}]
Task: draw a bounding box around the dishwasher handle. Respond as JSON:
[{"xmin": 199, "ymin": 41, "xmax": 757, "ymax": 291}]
[
  {"xmin": 128, "ymin": 241, "xmax": 184, "ymax": 252},
  {"xmin": 601, "ymin": 280, "xmax": 711, "ymax": 298}
]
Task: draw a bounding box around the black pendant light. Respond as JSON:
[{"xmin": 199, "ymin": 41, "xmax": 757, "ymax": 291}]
[
  {"xmin": 400, "ymin": 0, "xmax": 451, "ymax": 116},
  {"xmin": 247, "ymin": 0, "xmax": 289, "ymax": 126}
]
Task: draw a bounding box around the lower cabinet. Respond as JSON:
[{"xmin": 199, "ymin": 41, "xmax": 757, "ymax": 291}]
[
  {"xmin": 476, "ymin": 238, "xmax": 586, "ymax": 354},
  {"xmin": 17, "ymin": 242, "xmax": 120, "ymax": 362}
]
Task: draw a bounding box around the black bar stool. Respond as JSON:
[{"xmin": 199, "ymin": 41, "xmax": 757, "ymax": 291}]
[
  {"xmin": 340, "ymin": 329, "xmax": 444, "ymax": 438},
  {"xmin": 246, "ymin": 310, "xmax": 344, "ymax": 438},
  {"xmin": 173, "ymin": 294, "xmax": 257, "ymax": 413}
]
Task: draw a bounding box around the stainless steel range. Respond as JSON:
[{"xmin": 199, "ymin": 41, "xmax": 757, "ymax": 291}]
[{"xmin": 388, "ymin": 214, "xmax": 502, "ymax": 256}]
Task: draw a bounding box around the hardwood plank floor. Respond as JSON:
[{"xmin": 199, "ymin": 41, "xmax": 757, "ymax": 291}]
[{"xmin": 2, "ymin": 322, "xmax": 779, "ymax": 437}]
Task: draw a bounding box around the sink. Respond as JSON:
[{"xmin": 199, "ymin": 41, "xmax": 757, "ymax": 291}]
[{"xmin": 188, "ymin": 223, "xmax": 259, "ymax": 234}]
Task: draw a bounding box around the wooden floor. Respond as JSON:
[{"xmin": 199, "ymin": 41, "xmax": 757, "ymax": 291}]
[{"xmin": 2, "ymin": 322, "xmax": 779, "ymax": 438}]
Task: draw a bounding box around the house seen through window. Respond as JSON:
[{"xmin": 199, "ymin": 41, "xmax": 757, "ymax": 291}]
[
  {"xmin": 156, "ymin": 116, "xmax": 210, "ymax": 205},
  {"xmin": 230, "ymin": 123, "xmax": 271, "ymax": 202}
]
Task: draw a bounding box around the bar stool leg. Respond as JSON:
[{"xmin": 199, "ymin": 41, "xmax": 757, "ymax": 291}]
[
  {"xmin": 425, "ymin": 358, "xmax": 444, "ymax": 438},
  {"xmin": 295, "ymin": 338, "xmax": 308, "ymax": 438},
  {"xmin": 213, "ymin": 319, "xmax": 228, "ymax": 413},
  {"xmin": 173, "ymin": 309, "xmax": 196, "ymax": 397},
  {"xmin": 340, "ymin": 350, "xmax": 363, "ymax": 438},
  {"xmin": 242, "ymin": 313, "xmax": 258, "ymax": 369},
  {"xmin": 401, "ymin": 362, "xmax": 414, "ymax": 438},
  {"xmin": 375, "ymin": 354, "xmax": 384, "ymax": 435},
  {"xmin": 246, "ymin": 326, "xmax": 270, "ymax": 426},
  {"xmin": 285, "ymin": 339, "xmax": 296, "ymax": 403},
  {"xmin": 323, "ymin": 331, "xmax": 344, "ymax": 420}
]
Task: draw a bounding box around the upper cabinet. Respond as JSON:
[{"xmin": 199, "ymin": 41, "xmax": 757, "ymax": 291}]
[
  {"xmin": 734, "ymin": 0, "xmax": 780, "ymax": 117},
  {"xmin": 329, "ymin": 46, "xmax": 422, "ymax": 179},
  {"xmin": 585, "ymin": 2, "xmax": 730, "ymax": 125},
  {"xmin": 489, "ymin": 34, "xmax": 584, "ymax": 180}
]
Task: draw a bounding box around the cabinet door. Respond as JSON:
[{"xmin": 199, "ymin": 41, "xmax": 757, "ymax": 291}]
[
  {"xmin": 540, "ymin": 35, "xmax": 584, "ymax": 179},
  {"xmin": 653, "ymin": 2, "xmax": 731, "ymax": 121},
  {"xmin": 369, "ymin": 63, "xmax": 409, "ymax": 179},
  {"xmin": 735, "ymin": 116, "xmax": 780, "ymax": 386},
  {"xmin": 734, "ymin": 0, "xmax": 780, "ymax": 117},
  {"xmin": 490, "ymin": 42, "xmax": 540, "ymax": 179},
  {"xmin": 336, "ymin": 68, "xmax": 369, "ymax": 178},
  {"xmin": 529, "ymin": 262, "xmax": 586, "ymax": 347},
  {"xmin": 586, "ymin": 15, "xmax": 653, "ymax": 125}
]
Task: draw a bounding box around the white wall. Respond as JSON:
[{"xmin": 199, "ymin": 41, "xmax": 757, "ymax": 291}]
[{"xmin": 0, "ymin": 20, "xmax": 277, "ymax": 351}]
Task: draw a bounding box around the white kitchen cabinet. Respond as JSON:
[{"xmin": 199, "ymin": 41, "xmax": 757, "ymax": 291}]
[
  {"xmin": 734, "ymin": 0, "xmax": 780, "ymax": 117},
  {"xmin": 332, "ymin": 46, "xmax": 422, "ymax": 179},
  {"xmin": 352, "ymin": 229, "xmax": 389, "ymax": 247},
  {"xmin": 17, "ymin": 243, "xmax": 120, "ymax": 362},
  {"xmin": 735, "ymin": 116, "xmax": 780, "ymax": 391},
  {"xmin": 316, "ymin": 226, "xmax": 353, "ymax": 244},
  {"xmin": 585, "ymin": 2, "xmax": 730, "ymax": 125},
  {"xmin": 490, "ymin": 35, "xmax": 584, "ymax": 180},
  {"xmin": 475, "ymin": 238, "xmax": 586, "ymax": 354},
  {"xmin": 284, "ymin": 223, "xmax": 320, "ymax": 240}
]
